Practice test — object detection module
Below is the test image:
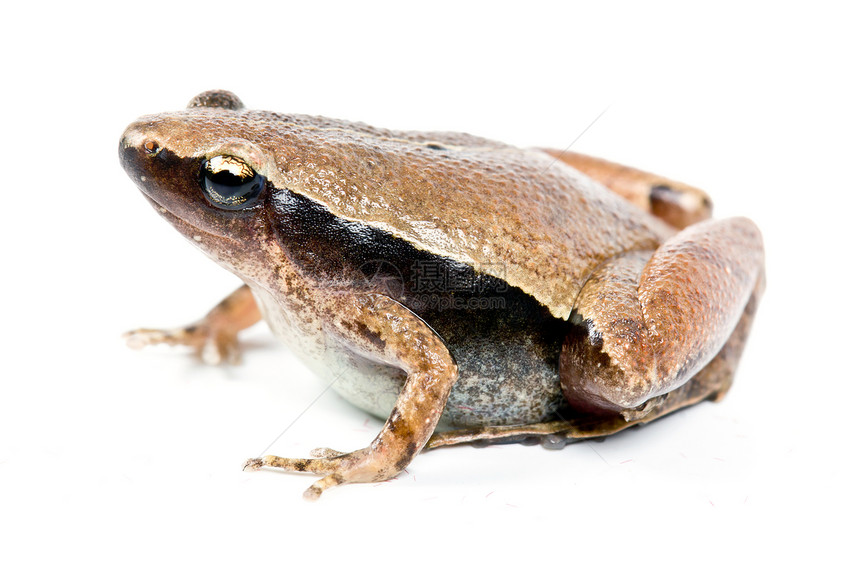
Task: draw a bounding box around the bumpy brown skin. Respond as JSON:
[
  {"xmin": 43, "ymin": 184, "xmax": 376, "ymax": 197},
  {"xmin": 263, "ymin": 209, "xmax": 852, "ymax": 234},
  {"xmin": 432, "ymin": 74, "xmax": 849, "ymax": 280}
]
[
  {"xmin": 122, "ymin": 93, "xmax": 676, "ymax": 322},
  {"xmin": 562, "ymin": 218, "xmax": 763, "ymax": 416},
  {"xmin": 120, "ymin": 90, "xmax": 764, "ymax": 497},
  {"xmin": 543, "ymin": 150, "xmax": 713, "ymax": 230}
]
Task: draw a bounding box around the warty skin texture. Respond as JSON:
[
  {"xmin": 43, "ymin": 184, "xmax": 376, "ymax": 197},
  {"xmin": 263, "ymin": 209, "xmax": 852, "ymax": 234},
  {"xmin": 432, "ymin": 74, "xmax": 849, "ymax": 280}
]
[{"xmin": 120, "ymin": 90, "xmax": 764, "ymax": 497}]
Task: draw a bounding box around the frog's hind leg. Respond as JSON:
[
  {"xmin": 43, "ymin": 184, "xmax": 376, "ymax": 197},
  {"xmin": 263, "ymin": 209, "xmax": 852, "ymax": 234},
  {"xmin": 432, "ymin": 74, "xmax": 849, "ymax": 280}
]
[
  {"xmin": 697, "ymin": 264, "xmax": 764, "ymax": 403},
  {"xmin": 124, "ymin": 284, "xmax": 261, "ymax": 365},
  {"xmin": 562, "ymin": 216, "xmax": 764, "ymax": 418},
  {"xmin": 426, "ymin": 276, "xmax": 763, "ymax": 452},
  {"xmin": 541, "ymin": 149, "xmax": 712, "ymax": 229},
  {"xmin": 428, "ymin": 218, "xmax": 764, "ymax": 452}
]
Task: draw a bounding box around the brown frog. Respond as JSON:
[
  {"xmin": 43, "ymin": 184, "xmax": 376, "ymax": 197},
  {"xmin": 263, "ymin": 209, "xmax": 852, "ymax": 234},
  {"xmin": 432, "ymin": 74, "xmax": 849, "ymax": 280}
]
[{"xmin": 119, "ymin": 90, "xmax": 764, "ymax": 499}]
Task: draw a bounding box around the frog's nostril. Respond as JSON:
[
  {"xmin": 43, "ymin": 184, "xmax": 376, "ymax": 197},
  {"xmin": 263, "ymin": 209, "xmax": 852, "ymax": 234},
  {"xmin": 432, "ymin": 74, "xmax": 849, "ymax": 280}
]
[{"xmin": 120, "ymin": 121, "xmax": 160, "ymax": 153}]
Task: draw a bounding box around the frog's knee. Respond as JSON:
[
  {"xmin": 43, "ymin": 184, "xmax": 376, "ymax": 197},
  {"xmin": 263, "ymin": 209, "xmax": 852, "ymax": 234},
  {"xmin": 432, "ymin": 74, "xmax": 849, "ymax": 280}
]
[{"xmin": 558, "ymin": 318, "xmax": 657, "ymax": 415}]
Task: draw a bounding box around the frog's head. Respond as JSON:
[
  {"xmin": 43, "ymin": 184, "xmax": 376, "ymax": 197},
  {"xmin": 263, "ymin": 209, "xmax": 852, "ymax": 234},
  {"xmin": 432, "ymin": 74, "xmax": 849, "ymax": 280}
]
[{"xmin": 119, "ymin": 90, "xmax": 282, "ymax": 273}]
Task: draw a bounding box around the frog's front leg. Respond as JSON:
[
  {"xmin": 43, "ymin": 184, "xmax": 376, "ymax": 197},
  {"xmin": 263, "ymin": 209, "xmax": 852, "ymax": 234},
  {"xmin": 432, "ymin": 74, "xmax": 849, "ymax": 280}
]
[
  {"xmin": 542, "ymin": 150, "xmax": 713, "ymax": 229},
  {"xmin": 561, "ymin": 216, "xmax": 764, "ymax": 419},
  {"xmin": 245, "ymin": 293, "xmax": 458, "ymax": 499},
  {"xmin": 124, "ymin": 284, "xmax": 261, "ymax": 365}
]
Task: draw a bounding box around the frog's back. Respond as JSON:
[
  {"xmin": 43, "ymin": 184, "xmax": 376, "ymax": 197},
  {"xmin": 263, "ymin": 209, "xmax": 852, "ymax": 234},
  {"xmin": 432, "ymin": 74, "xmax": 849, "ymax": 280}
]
[
  {"xmin": 263, "ymin": 112, "xmax": 673, "ymax": 319},
  {"xmin": 150, "ymin": 107, "xmax": 673, "ymax": 319}
]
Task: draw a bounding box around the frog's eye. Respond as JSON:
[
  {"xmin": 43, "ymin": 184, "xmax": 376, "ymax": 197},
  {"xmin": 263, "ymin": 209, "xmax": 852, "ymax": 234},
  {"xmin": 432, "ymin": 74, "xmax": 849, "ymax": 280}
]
[{"xmin": 200, "ymin": 155, "xmax": 265, "ymax": 210}]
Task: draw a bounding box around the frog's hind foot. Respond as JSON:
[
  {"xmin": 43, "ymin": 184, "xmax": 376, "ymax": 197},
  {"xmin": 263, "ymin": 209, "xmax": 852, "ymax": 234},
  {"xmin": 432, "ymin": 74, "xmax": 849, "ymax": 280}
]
[
  {"xmin": 424, "ymin": 382, "xmax": 726, "ymax": 452},
  {"xmin": 539, "ymin": 150, "xmax": 713, "ymax": 229},
  {"xmin": 424, "ymin": 417, "xmax": 637, "ymax": 451}
]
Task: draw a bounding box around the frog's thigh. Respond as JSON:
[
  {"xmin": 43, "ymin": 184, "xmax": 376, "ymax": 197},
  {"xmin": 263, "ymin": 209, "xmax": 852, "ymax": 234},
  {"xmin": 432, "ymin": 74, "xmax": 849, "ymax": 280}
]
[
  {"xmin": 249, "ymin": 293, "xmax": 458, "ymax": 498},
  {"xmin": 698, "ymin": 267, "xmax": 765, "ymax": 402},
  {"xmin": 542, "ymin": 150, "xmax": 712, "ymax": 229},
  {"xmin": 426, "ymin": 266, "xmax": 764, "ymax": 450},
  {"xmin": 561, "ymin": 217, "xmax": 764, "ymax": 418}
]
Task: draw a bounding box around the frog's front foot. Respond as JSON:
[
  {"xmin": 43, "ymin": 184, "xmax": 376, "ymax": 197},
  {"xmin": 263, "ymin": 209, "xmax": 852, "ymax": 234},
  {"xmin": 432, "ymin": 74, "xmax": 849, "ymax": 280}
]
[
  {"xmin": 244, "ymin": 447, "xmax": 398, "ymax": 500},
  {"xmin": 243, "ymin": 294, "xmax": 457, "ymax": 499},
  {"xmin": 123, "ymin": 285, "xmax": 261, "ymax": 365},
  {"xmin": 124, "ymin": 323, "xmax": 241, "ymax": 365}
]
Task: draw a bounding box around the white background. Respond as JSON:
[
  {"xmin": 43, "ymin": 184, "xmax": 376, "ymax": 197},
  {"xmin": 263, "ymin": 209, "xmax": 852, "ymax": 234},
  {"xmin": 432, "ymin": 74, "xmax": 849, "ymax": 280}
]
[{"xmin": 2, "ymin": 1, "xmax": 857, "ymax": 570}]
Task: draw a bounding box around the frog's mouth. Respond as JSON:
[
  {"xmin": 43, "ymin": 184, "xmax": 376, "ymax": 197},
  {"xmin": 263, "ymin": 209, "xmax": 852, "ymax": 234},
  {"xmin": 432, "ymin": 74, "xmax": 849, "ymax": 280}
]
[{"xmin": 140, "ymin": 193, "xmax": 240, "ymax": 247}]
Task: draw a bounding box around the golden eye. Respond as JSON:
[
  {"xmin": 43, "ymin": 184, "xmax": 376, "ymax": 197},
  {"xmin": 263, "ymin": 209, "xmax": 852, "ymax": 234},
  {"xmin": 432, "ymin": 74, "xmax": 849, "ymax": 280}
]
[
  {"xmin": 200, "ymin": 155, "xmax": 265, "ymax": 210},
  {"xmin": 143, "ymin": 140, "xmax": 159, "ymax": 154}
]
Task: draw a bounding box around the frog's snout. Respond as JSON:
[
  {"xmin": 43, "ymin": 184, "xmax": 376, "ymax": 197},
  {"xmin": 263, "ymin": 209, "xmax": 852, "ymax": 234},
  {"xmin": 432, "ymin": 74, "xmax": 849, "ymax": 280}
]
[
  {"xmin": 118, "ymin": 119, "xmax": 172, "ymax": 190},
  {"xmin": 120, "ymin": 121, "xmax": 160, "ymax": 157}
]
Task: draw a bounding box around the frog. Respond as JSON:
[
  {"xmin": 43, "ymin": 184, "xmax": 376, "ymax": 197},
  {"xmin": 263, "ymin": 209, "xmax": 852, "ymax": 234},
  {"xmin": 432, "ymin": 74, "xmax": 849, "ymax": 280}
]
[{"xmin": 119, "ymin": 90, "xmax": 765, "ymax": 499}]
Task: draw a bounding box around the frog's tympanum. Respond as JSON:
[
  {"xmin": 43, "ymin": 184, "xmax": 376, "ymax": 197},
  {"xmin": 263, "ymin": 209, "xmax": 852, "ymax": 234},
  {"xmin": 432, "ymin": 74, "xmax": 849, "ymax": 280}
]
[{"xmin": 120, "ymin": 90, "xmax": 765, "ymax": 499}]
